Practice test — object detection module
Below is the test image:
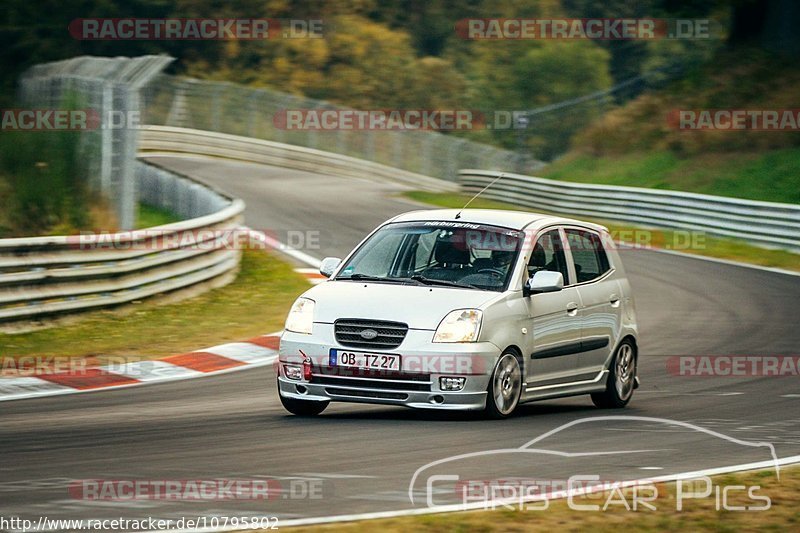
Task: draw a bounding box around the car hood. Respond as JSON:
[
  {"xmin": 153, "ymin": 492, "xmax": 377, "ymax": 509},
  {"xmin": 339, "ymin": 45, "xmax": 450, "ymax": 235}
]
[{"xmin": 305, "ymin": 281, "xmax": 502, "ymax": 330}]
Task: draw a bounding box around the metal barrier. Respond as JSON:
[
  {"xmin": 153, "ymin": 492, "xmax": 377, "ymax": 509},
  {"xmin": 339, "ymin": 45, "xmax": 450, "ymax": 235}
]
[
  {"xmin": 138, "ymin": 125, "xmax": 458, "ymax": 192},
  {"xmin": 0, "ymin": 161, "xmax": 244, "ymax": 322},
  {"xmin": 459, "ymin": 170, "xmax": 800, "ymax": 251}
]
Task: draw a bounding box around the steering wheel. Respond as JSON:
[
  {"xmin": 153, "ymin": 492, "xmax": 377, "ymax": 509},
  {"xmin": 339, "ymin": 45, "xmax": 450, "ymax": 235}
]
[{"xmin": 478, "ymin": 268, "xmax": 505, "ymax": 277}]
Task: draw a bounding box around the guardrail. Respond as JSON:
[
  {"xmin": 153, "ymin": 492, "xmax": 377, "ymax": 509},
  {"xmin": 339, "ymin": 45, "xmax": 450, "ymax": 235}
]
[
  {"xmin": 459, "ymin": 170, "xmax": 800, "ymax": 251},
  {"xmin": 138, "ymin": 126, "xmax": 458, "ymax": 193},
  {"xmin": 0, "ymin": 162, "xmax": 244, "ymax": 322}
]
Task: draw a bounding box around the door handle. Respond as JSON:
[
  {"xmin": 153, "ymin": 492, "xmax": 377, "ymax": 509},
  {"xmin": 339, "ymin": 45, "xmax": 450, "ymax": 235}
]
[
  {"xmin": 609, "ymin": 293, "xmax": 620, "ymax": 305},
  {"xmin": 566, "ymin": 302, "xmax": 578, "ymax": 315}
]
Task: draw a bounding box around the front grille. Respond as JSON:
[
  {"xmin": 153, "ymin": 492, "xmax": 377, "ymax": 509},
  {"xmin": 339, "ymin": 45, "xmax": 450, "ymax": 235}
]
[{"xmin": 334, "ymin": 319, "xmax": 408, "ymax": 349}]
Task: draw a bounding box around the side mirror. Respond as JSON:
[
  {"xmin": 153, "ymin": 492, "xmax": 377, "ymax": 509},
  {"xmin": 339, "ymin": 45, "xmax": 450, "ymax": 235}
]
[
  {"xmin": 319, "ymin": 257, "xmax": 342, "ymax": 278},
  {"xmin": 523, "ymin": 270, "xmax": 564, "ymax": 296}
]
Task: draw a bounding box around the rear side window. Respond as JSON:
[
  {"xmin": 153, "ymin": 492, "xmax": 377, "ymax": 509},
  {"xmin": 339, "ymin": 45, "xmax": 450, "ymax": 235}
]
[{"xmin": 565, "ymin": 229, "xmax": 611, "ymax": 283}]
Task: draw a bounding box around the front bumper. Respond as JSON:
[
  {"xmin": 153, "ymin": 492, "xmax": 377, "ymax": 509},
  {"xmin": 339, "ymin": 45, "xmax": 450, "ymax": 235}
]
[{"xmin": 278, "ymin": 326, "xmax": 501, "ymax": 411}]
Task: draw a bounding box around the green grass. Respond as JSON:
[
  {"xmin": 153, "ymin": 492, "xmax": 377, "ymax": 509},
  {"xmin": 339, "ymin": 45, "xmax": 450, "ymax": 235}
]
[
  {"xmin": 280, "ymin": 466, "xmax": 800, "ymax": 533},
  {"xmin": 541, "ymin": 148, "xmax": 800, "ymax": 204},
  {"xmin": 136, "ymin": 203, "xmax": 182, "ymax": 228},
  {"xmin": 403, "ymin": 191, "xmax": 800, "ymax": 272},
  {"xmin": 0, "ymin": 250, "xmax": 309, "ymax": 359}
]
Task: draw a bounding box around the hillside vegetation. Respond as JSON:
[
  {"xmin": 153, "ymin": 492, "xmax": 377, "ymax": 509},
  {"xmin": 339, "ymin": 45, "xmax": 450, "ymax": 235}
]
[
  {"xmin": 3, "ymin": 0, "xmax": 728, "ymax": 159},
  {"xmin": 542, "ymin": 48, "xmax": 800, "ymax": 204}
]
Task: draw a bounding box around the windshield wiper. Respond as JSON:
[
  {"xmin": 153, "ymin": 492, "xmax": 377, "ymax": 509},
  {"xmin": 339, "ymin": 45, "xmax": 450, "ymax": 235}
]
[
  {"xmin": 338, "ymin": 273, "xmax": 483, "ymax": 290},
  {"xmin": 408, "ymin": 274, "xmax": 481, "ymax": 290},
  {"xmin": 337, "ymin": 274, "xmax": 407, "ymax": 283}
]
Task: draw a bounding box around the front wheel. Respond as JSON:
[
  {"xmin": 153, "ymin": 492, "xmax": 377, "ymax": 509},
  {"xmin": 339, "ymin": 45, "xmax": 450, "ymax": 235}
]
[
  {"xmin": 484, "ymin": 352, "xmax": 523, "ymax": 418},
  {"xmin": 279, "ymin": 392, "xmax": 329, "ymax": 416},
  {"xmin": 592, "ymin": 339, "xmax": 636, "ymax": 409}
]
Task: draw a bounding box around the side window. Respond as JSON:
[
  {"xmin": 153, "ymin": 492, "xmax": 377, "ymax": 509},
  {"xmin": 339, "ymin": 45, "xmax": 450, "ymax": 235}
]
[
  {"xmin": 565, "ymin": 229, "xmax": 611, "ymax": 283},
  {"xmin": 528, "ymin": 229, "xmax": 570, "ymax": 285}
]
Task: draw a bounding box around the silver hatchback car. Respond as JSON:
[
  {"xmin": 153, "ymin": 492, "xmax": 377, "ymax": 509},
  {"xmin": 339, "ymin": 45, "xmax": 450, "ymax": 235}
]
[{"xmin": 278, "ymin": 209, "xmax": 639, "ymax": 418}]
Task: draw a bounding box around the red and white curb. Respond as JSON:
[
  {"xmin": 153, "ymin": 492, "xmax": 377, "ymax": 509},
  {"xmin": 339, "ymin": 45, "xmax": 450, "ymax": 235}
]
[{"xmin": 0, "ymin": 334, "xmax": 281, "ymax": 403}]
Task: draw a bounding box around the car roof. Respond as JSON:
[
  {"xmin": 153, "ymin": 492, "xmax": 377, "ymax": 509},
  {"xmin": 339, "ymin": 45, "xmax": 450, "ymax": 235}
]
[{"xmin": 388, "ymin": 208, "xmax": 607, "ymax": 232}]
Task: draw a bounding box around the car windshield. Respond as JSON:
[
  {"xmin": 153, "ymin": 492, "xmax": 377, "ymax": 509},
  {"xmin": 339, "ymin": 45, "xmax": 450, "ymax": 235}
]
[{"xmin": 335, "ymin": 221, "xmax": 523, "ymax": 292}]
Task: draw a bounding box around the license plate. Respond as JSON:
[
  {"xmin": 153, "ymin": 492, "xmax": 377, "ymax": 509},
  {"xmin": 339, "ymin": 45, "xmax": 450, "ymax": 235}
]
[{"xmin": 329, "ymin": 349, "xmax": 401, "ymax": 371}]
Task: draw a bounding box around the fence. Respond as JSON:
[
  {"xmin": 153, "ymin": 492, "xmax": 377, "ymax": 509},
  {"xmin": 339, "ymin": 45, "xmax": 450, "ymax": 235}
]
[
  {"xmin": 459, "ymin": 170, "xmax": 800, "ymax": 251},
  {"xmin": 0, "ymin": 161, "xmax": 244, "ymax": 322},
  {"xmin": 140, "ymin": 75, "xmax": 543, "ymax": 181},
  {"xmin": 3, "ymin": 56, "xmax": 251, "ymax": 322},
  {"xmin": 18, "ymin": 55, "xmax": 174, "ymax": 230}
]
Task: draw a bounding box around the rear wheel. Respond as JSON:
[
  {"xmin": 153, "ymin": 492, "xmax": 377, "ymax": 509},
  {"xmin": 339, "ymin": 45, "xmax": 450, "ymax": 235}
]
[
  {"xmin": 484, "ymin": 352, "xmax": 522, "ymax": 418},
  {"xmin": 592, "ymin": 339, "xmax": 636, "ymax": 409}
]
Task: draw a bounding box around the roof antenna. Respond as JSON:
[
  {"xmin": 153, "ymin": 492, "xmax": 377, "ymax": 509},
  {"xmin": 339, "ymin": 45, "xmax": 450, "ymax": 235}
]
[{"xmin": 455, "ymin": 172, "xmax": 506, "ymax": 219}]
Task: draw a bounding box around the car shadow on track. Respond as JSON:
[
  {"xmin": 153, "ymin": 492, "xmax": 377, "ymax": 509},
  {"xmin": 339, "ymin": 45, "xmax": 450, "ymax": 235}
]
[{"xmin": 279, "ymin": 400, "xmax": 603, "ymax": 423}]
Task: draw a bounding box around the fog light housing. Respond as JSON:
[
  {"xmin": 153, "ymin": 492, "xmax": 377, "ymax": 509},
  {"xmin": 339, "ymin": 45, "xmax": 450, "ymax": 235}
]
[
  {"xmin": 283, "ymin": 364, "xmax": 303, "ymax": 381},
  {"xmin": 439, "ymin": 376, "xmax": 466, "ymax": 391}
]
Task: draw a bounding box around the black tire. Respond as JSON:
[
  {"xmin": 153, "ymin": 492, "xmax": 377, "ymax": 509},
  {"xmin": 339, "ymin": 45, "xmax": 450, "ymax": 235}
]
[
  {"xmin": 484, "ymin": 352, "xmax": 523, "ymax": 419},
  {"xmin": 279, "ymin": 393, "xmax": 329, "ymax": 416},
  {"xmin": 592, "ymin": 339, "xmax": 636, "ymax": 409}
]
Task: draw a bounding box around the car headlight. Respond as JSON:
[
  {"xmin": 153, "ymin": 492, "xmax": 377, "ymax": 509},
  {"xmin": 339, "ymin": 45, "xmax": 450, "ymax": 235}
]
[
  {"xmin": 433, "ymin": 309, "xmax": 483, "ymax": 343},
  {"xmin": 285, "ymin": 297, "xmax": 315, "ymax": 334}
]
